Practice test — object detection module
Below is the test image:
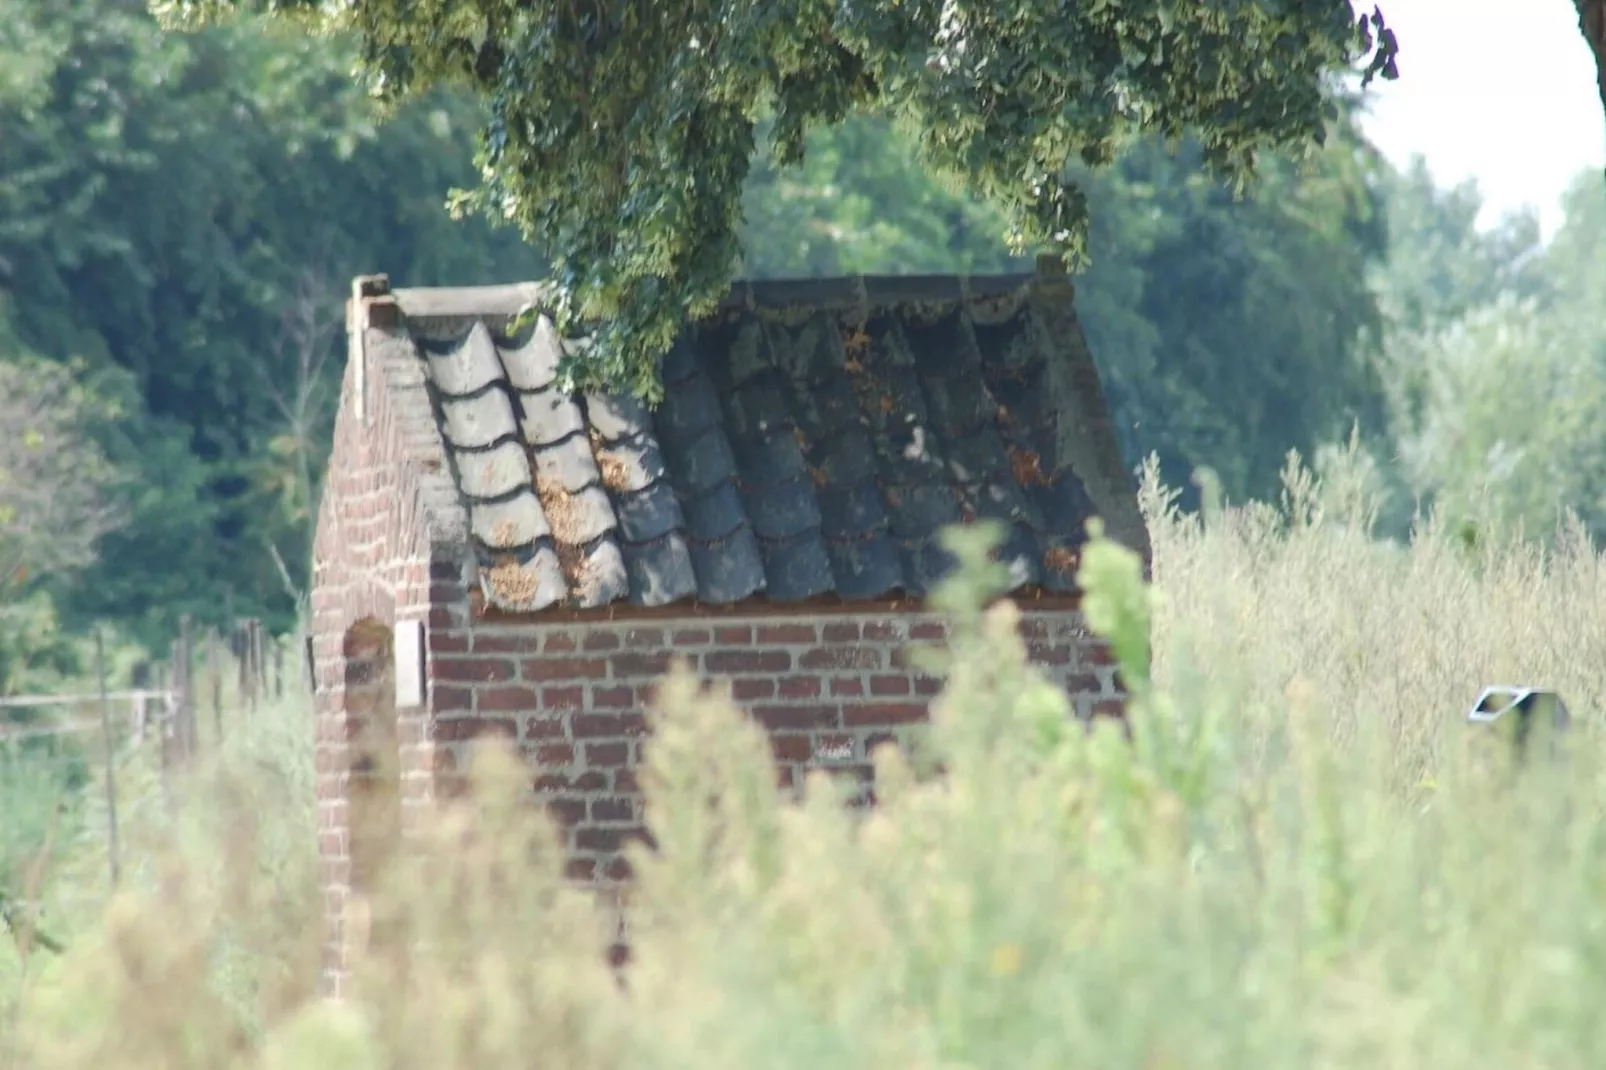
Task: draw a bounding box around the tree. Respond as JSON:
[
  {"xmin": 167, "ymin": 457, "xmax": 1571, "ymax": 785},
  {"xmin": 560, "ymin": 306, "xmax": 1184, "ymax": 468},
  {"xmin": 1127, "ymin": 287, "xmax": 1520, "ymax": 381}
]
[
  {"xmin": 0, "ymin": 354, "xmax": 123, "ymax": 612},
  {"xmin": 153, "ymin": 0, "xmax": 1399, "ymax": 400},
  {"xmin": 1070, "ymin": 113, "xmax": 1390, "ymax": 506},
  {"xmin": 1383, "ymin": 293, "xmax": 1606, "ymax": 541},
  {"xmin": 738, "ymin": 114, "xmax": 1025, "ymax": 279},
  {"xmin": 1581, "ymin": 0, "xmax": 1606, "ymax": 146},
  {"xmin": 0, "ymin": 341, "xmax": 125, "ymax": 695},
  {"xmin": 0, "ymin": 0, "xmax": 547, "ymax": 642},
  {"xmin": 1367, "ymin": 160, "xmax": 1552, "ymax": 337},
  {"xmin": 1376, "ymin": 168, "xmax": 1606, "ymax": 542}
]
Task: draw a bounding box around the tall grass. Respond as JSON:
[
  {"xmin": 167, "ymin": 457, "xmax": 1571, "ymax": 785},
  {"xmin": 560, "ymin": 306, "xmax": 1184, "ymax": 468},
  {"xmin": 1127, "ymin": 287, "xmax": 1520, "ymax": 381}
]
[{"xmin": 6, "ymin": 453, "xmax": 1606, "ymax": 1068}]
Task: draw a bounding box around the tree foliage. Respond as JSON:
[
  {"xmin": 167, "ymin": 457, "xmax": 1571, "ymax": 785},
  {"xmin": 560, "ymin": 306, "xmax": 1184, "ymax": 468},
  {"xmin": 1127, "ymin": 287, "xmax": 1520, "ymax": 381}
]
[
  {"xmin": 0, "ymin": 355, "xmax": 123, "ymax": 605},
  {"xmin": 1, "ymin": 1, "xmax": 1406, "ymax": 651},
  {"xmin": 0, "ymin": 0, "xmax": 546, "ymax": 641},
  {"xmin": 1377, "ymin": 169, "xmax": 1606, "ymax": 541},
  {"xmin": 0, "ymin": 342, "xmax": 126, "ymax": 694},
  {"xmin": 1072, "ymin": 115, "xmax": 1389, "ymax": 505},
  {"xmin": 154, "ymin": 0, "xmax": 1398, "ymax": 399},
  {"xmin": 1579, "ymin": 0, "xmax": 1606, "ymax": 148}
]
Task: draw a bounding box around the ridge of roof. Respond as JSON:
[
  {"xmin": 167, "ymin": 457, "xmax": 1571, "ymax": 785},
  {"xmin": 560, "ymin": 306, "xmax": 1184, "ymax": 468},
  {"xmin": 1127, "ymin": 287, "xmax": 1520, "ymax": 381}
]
[{"xmin": 356, "ymin": 263, "xmax": 1072, "ymax": 324}]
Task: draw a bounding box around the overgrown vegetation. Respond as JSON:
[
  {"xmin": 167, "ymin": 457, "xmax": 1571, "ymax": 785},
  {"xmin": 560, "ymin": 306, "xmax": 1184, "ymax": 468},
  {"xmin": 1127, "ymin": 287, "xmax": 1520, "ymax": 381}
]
[
  {"xmin": 6, "ymin": 457, "xmax": 1606, "ymax": 1066},
  {"xmin": 3, "ymin": 3, "xmax": 1605, "ymax": 1055}
]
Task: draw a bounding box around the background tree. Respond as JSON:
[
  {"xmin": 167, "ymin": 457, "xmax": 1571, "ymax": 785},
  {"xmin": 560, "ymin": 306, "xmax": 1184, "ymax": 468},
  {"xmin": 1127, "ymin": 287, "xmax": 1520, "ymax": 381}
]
[
  {"xmin": 152, "ymin": 0, "xmax": 1398, "ymax": 399},
  {"xmin": 0, "ymin": 356, "xmax": 122, "ymax": 611},
  {"xmin": 0, "ymin": 349, "xmax": 125, "ymax": 695},
  {"xmin": 1581, "ymin": 0, "xmax": 1606, "ymax": 147},
  {"xmin": 1373, "ymin": 168, "xmax": 1606, "ymax": 542},
  {"xmin": 0, "ymin": 0, "xmax": 546, "ymax": 642},
  {"xmin": 1072, "ymin": 114, "xmax": 1389, "ymax": 506}
]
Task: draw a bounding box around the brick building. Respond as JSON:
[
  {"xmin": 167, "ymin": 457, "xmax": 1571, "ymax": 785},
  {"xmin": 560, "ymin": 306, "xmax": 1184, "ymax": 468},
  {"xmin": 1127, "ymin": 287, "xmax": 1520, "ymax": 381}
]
[{"xmin": 310, "ymin": 261, "xmax": 1149, "ymax": 997}]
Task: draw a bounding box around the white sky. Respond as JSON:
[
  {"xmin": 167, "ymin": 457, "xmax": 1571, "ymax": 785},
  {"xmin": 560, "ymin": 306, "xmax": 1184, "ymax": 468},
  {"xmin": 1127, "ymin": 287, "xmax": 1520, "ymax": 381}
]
[{"xmin": 1358, "ymin": 0, "xmax": 1605, "ymax": 239}]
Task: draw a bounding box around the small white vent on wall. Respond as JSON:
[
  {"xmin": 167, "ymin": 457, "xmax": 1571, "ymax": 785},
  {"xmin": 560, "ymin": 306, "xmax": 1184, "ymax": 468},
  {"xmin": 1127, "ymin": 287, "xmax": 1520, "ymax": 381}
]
[{"xmin": 395, "ymin": 619, "xmax": 426, "ymax": 709}]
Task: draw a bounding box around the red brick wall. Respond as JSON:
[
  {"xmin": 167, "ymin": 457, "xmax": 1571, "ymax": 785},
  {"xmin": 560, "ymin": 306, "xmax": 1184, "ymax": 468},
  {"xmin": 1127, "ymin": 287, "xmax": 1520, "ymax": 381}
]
[
  {"xmin": 420, "ymin": 587, "xmax": 1122, "ymax": 955},
  {"xmin": 311, "ymin": 293, "xmax": 1130, "ymax": 997},
  {"xmin": 311, "ymin": 307, "xmax": 460, "ymax": 1000}
]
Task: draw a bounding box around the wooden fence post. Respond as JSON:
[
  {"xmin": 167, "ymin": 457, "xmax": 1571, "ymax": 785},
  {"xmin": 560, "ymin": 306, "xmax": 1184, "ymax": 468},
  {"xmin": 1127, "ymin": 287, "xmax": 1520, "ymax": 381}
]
[
  {"xmin": 177, "ymin": 616, "xmax": 195, "ymax": 760},
  {"xmin": 94, "ymin": 629, "xmax": 120, "ymax": 888},
  {"xmin": 303, "ymin": 634, "xmax": 316, "ymax": 696},
  {"xmin": 273, "ymin": 638, "xmax": 284, "ymax": 700},
  {"xmin": 208, "ymin": 628, "xmax": 223, "ymax": 747},
  {"xmin": 253, "ymin": 619, "xmax": 266, "ymax": 711},
  {"xmin": 245, "ymin": 619, "xmax": 260, "ymax": 713},
  {"xmin": 234, "ymin": 620, "xmax": 247, "ymax": 710},
  {"xmin": 155, "ymin": 660, "xmax": 173, "ymax": 800}
]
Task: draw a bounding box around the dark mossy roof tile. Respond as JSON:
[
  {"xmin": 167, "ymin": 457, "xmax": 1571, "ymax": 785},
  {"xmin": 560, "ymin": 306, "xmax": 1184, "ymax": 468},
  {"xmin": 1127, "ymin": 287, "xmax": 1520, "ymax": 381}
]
[
  {"xmin": 685, "ymin": 527, "xmax": 766, "ymax": 605},
  {"xmin": 755, "ymin": 530, "xmax": 835, "ymax": 602},
  {"xmin": 620, "ymin": 530, "xmax": 699, "ymax": 607}
]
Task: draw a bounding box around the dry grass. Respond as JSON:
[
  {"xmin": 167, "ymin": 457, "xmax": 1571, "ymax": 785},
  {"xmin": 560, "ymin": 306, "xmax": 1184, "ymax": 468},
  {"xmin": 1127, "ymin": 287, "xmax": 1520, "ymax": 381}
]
[
  {"xmin": 1143, "ymin": 450, "xmax": 1606, "ymax": 787},
  {"xmin": 6, "ymin": 449, "xmax": 1606, "ymax": 1067}
]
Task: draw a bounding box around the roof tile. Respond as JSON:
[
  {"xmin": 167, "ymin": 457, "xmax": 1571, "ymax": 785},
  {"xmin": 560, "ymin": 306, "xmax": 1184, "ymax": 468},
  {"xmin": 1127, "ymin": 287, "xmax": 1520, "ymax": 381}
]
[
  {"xmin": 439, "ymin": 391, "xmax": 519, "ymax": 450},
  {"xmin": 456, "ymin": 440, "xmax": 532, "ymax": 501},
  {"xmin": 822, "ymin": 532, "xmax": 903, "ymax": 599},
  {"xmin": 398, "ymin": 273, "xmax": 1142, "ymax": 611},
  {"xmin": 426, "ymin": 322, "xmax": 504, "ymax": 396},
  {"xmin": 584, "ymin": 392, "xmax": 653, "ymax": 442},
  {"xmin": 518, "ymin": 386, "xmax": 589, "ymax": 446},
  {"xmin": 594, "ymin": 436, "xmax": 666, "ymax": 495},
  {"xmin": 564, "ymin": 537, "xmax": 630, "ymax": 608},
  {"xmin": 469, "ymin": 491, "xmax": 550, "ymax": 549},
  {"xmin": 685, "ymin": 527, "xmax": 766, "ymax": 605},
  {"xmin": 755, "ymin": 531, "xmax": 834, "ymax": 601},
  {"xmin": 621, "ymin": 531, "xmax": 699, "ymax": 606},
  {"xmin": 740, "ymin": 478, "xmax": 822, "ymax": 541},
  {"xmin": 660, "ymin": 427, "xmax": 738, "ymax": 495},
  {"xmin": 611, "ymin": 480, "xmax": 683, "ymax": 544},
  {"xmin": 477, "ymin": 544, "xmax": 568, "ymax": 611},
  {"xmin": 679, "ymin": 481, "xmax": 747, "ymax": 543},
  {"xmin": 530, "ymin": 432, "xmax": 602, "ymax": 495},
  {"xmin": 816, "ymin": 482, "xmax": 890, "ymax": 539},
  {"xmin": 499, "ymin": 317, "xmax": 564, "ymax": 392}
]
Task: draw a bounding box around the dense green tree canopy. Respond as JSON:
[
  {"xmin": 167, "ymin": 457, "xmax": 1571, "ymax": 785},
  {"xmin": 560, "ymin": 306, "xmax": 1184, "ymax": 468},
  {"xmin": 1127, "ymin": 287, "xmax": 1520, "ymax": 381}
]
[
  {"xmin": 0, "ymin": 0, "xmax": 545, "ymax": 645},
  {"xmin": 154, "ymin": 0, "xmax": 1399, "ymax": 399}
]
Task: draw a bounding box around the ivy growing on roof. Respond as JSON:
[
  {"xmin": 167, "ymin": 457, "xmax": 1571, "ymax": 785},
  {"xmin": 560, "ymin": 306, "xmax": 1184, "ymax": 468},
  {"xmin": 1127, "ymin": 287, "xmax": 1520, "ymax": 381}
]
[{"xmin": 152, "ymin": 0, "xmax": 1399, "ymax": 401}]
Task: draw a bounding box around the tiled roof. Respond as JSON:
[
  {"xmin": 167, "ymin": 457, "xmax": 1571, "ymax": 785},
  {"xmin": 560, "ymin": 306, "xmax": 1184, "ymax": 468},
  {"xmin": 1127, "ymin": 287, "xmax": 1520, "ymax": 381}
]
[{"xmin": 378, "ymin": 271, "xmax": 1145, "ymax": 613}]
